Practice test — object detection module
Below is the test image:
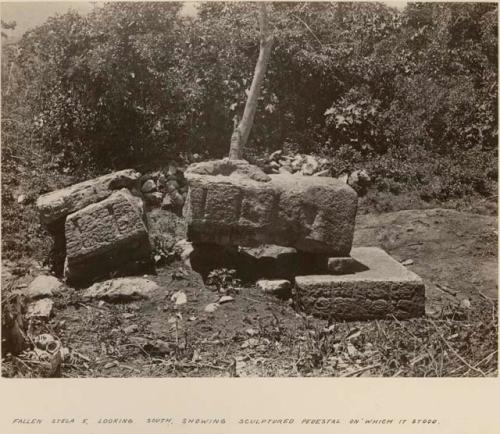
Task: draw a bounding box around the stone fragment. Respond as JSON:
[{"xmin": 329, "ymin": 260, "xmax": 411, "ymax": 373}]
[
  {"xmin": 301, "ymin": 155, "xmax": 319, "ymax": 175},
  {"xmin": 64, "ymin": 189, "xmax": 151, "ymax": 284},
  {"xmin": 171, "ymin": 291, "xmax": 187, "ymax": 306},
  {"xmin": 144, "ymin": 191, "xmax": 163, "ymax": 206},
  {"xmin": 256, "ymin": 279, "xmax": 291, "ymax": 297},
  {"xmin": 25, "ymin": 275, "xmax": 63, "ymax": 299},
  {"xmin": 218, "ymin": 295, "xmax": 234, "ymax": 304},
  {"xmin": 141, "ymin": 179, "xmax": 156, "ymax": 193},
  {"xmin": 327, "ymin": 257, "xmax": 367, "ymax": 275},
  {"xmin": 26, "ymin": 299, "xmax": 54, "ymax": 319},
  {"xmin": 269, "ymin": 150, "xmax": 282, "ymax": 161},
  {"xmin": 175, "ymin": 239, "xmax": 194, "ymax": 264},
  {"xmin": 82, "ymin": 277, "xmax": 158, "ymax": 302},
  {"xmin": 348, "ymin": 169, "xmax": 371, "ymax": 194},
  {"xmin": 204, "ymin": 303, "xmax": 219, "ymax": 313},
  {"xmin": 161, "ymin": 193, "xmax": 174, "ymax": 209},
  {"xmin": 295, "ymin": 247, "xmax": 425, "ymax": 321},
  {"xmin": 291, "ymin": 155, "xmax": 304, "ymax": 172},
  {"xmin": 166, "ymin": 180, "xmax": 179, "ymax": 193},
  {"xmin": 184, "ymin": 165, "xmax": 357, "ymax": 255},
  {"xmin": 157, "ymin": 174, "xmax": 167, "ymax": 188},
  {"xmin": 36, "ymin": 169, "xmax": 141, "ymax": 225},
  {"xmin": 123, "ymin": 324, "xmax": 138, "ymax": 334}
]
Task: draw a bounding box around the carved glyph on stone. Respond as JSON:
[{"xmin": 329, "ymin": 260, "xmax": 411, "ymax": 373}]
[{"xmin": 64, "ymin": 188, "xmax": 151, "ymax": 284}]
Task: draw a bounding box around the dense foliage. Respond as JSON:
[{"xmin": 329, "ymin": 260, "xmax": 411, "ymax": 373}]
[{"xmin": 1, "ymin": 2, "xmax": 498, "ymax": 258}]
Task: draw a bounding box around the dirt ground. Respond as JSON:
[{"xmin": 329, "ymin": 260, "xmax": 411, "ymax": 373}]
[{"xmin": 2, "ymin": 208, "xmax": 497, "ymax": 377}]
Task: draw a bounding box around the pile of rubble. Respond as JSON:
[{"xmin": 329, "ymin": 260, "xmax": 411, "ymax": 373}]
[
  {"xmin": 263, "ymin": 150, "xmax": 331, "ymax": 176},
  {"xmin": 139, "ymin": 162, "xmax": 189, "ymax": 212},
  {"xmin": 262, "ymin": 150, "xmax": 371, "ymax": 193}
]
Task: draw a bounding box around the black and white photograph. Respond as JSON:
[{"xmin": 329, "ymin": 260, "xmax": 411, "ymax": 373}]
[{"xmin": 1, "ymin": 1, "xmax": 497, "ymax": 380}]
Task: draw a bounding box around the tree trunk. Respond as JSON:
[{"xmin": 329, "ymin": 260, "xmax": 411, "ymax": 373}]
[{"xmin": 229, "ymin": 2, "xmax": 273, "ymax": 160}]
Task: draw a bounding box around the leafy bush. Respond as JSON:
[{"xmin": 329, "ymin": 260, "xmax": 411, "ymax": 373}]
[{"xmin": 1, "ymin": 2, "xmax": 497, "ymax": 261}]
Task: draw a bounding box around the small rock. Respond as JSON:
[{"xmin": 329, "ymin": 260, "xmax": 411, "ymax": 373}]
[
  {"xmin": 460, "ymin": 298, "xmax": 471, "ymax": 310},
  {"xmin": 141, "ymin": 179, "xmax": 156, "ymax": 193},
  {"xmin": 347, "ymin": 343, "xmax": 359, "ymax": 358},
  {"xmin": 25, "ymin": 275, "xmax": 63, "ymax": 299},
  {"xmin": 175, "ymin": 239, "xmax": 194, "ymax": 263},
  {"xmin": 218, "ymin": 295, "xmax": 234, "ymax": 304},
  {"xmin": 166, "ymin": 180, "xmax": 179, "ymax": 193},
  {"xmin": 256, "ymin": 279, "xmax": 291, "ymax": 297},
  {"xmin": 189, "ymin": 316, "xmax": 197, "ymax": 321},
  {"xmin": 204, "ymin": 303, "xmax": 219, "ymax": 313},
  {"xmin": 171, "ymin": 291, "xmax": 187, "ymax": 306},
  {"xmin": 161, "ymin": 193, "xmax": 174, "ymax": 209},
  {"xmin": 123, "ymin": 313, "xmax": 135, "ymax": 319},
  {"xmin": 278, "ymin": 166, "xmax": 292, "ymax": 174},
  {"xmin": 104, "ymin": 361, "xmax": 118, "ymax": 369},
  {"xmin": 82, "ymin": 277, "xmax": 158, "ymax": 303},
  {"xmin": 157, "ymin": 173, "xmax": 167, "ymax": 188},
  {"xmin": 144, "ymin": 191, "xmax": 163, "ymax": 205},
  {"xmin": 291, "ymin": 155, "xmax": 304, "ymax": 172},
  {"xmin": 26, "ymin": 299, "xmax": 53, "ymax": 319},
  {"xmin": 172, "ymin": 268, "xmax": 189, "ymax": 280},
  {"xmin": 348, "ymin": 169, "xmax": 371, "ymax": 192},
  {"xmin": 241, "ymin": 338, "xmax": 259, "ymax": 349},
  {"xmin": 401, "ymin": 259, "xmax": 414, "ymax": 266},
  {"xmin": 17, "ymin": 194, "xmax": 27, "ymax": 205},
  {"xmin": 246, "ymin": 328, "xmax": 258, "ymax": 336},
  {"xmin": 269, "ymin": 150, "xmax": 282, "ymax": 161},
  {"xmin": 270, "ymin": 161, "xmax": 280, "ymax": 170},
  {"xmin": 318, "ymin": 158, "xmax": 330, "ymax": 168},
  {"xmin": 167, "ymin": 163, "xmax": 178, "ymax": 176},
  {"xmin": 301, "ymin": 155, "xmax": 319, "ymax": 175},
  {"xmin": 123, "ymin": 324, "xmax": 138, "ymax": 334}
]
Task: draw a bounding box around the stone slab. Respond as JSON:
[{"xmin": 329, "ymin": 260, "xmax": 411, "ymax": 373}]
[
  {"xmin": 82, "ymin": 277, "xmax": 158, "ymax": 302},
  {"xmin": 37, "ymin": 169, "xmax": 141, "ymax": 225},
  {"xmin": 295, "ymin": 247, "xmax": 425, "ymax": 320},
  {"xmin": 64, "ymin": 189, "xmax": 152, "ymax": 284},
  {"xmin": 184, "ymin": 162, "xmax": 358, "ymax": 255}
]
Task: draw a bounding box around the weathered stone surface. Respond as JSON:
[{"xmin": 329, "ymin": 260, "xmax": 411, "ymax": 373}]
[
  {"xmin": 327, "ymin": 257, "xmax": 368, "ymax": 275},
  {"xmin": 184, "ymin": 166, "xmax": 357, "ymax": 255},
  {"xmin": 82, "ymin": 277, "xmax": 158, "ymax": 302},
  {"xmin": 256, "ymin": 279, "xmax": 291, "ymax": 297},
  {"xmin": 185, "ymin": 159, "xmax": 271, "ymax": 182},
  {"xmin": 64, "ymin": 189, "xmax": 152, "ymax": 284},
  {"xmin": 295, "ymin": 247, "xmax": 425, "ymax": 320},
  {"xmin": 25, "ymin": 275, "xmax": 63, "ymax": 299},
  {"xmin": 26, "ymin": 299, "xmax": 54, "ymax": 319},
  {"xmin": 141, "ymin": 179, "xmax": 156, "ymax": 193},
  {"xmin": 36, "ymin": 169, "xmax": 141, "ymax": 225}
]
